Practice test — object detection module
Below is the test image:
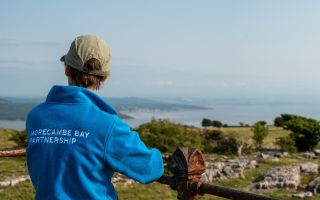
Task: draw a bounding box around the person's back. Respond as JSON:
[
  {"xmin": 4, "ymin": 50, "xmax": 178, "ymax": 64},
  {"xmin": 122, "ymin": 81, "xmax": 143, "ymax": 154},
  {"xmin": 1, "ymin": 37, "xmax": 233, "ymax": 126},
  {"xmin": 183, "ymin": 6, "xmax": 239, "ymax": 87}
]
[{"xmin": 26, "ymin": 35, "xmax": 164, "ymax": 200}]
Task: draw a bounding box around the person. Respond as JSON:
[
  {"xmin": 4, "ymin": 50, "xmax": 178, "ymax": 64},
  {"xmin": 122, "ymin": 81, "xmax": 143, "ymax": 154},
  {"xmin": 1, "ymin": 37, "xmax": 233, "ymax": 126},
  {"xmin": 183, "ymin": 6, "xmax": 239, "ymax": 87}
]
[{"xmin": 26, "ymin": 35, "xmax": 164, "ymax": 200}]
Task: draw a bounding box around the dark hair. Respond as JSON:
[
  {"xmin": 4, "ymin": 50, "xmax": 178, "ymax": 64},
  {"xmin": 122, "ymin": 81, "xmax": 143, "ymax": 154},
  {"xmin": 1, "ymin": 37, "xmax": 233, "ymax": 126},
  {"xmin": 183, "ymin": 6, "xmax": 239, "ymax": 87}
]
[{"xmin": 68, "ymin": 58, "xmax": 108, "ymax": 90}]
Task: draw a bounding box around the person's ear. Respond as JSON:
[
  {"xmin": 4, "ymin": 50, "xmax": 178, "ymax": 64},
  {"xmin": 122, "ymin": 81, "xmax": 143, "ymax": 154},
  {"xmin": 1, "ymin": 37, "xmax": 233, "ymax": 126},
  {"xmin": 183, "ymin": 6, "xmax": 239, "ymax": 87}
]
[{"xmin": 65, "ymin": 65, "xmax": 71, "ymax": 77}]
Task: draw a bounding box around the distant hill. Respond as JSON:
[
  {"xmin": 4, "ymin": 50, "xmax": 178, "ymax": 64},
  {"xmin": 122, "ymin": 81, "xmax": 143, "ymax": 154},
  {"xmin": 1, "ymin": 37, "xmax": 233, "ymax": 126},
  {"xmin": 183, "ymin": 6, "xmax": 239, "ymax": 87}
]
[
  {"xmin": 2, "ymin": 97, "xmax": 44, "ymax": 103},
  {"xmin": 0, "ymin": 98, "xmax": 9, "ymax": 103},
  {"xmin": 0, "ymin": 97, "xmax": 208, "ymax": 121},
  {"xmin": 0, "ymin": 102, "xmax": 37, "ymax": 120},
  {"xmin": 104, "ymin": 97, "xmax": 207, "ymax": 111},
  {"xmin": 0, "ymin": 101, "xmax": 133, "ymax": 121}
]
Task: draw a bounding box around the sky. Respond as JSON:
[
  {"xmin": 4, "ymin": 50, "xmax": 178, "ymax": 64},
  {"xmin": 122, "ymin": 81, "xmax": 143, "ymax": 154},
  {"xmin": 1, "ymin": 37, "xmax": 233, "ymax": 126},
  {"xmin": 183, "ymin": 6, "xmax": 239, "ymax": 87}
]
[{"xmin": 1, "ymin": 0, "xmax": 320, "ymax": 101}]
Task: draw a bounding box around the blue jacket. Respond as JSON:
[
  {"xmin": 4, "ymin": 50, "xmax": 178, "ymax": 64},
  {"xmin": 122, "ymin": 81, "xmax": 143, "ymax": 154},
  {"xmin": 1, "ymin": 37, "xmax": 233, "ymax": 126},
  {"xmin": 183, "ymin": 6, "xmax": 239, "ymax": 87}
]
[{"xmin": 26, "ymin": 85, "xmax": 164, "ymax": 200}]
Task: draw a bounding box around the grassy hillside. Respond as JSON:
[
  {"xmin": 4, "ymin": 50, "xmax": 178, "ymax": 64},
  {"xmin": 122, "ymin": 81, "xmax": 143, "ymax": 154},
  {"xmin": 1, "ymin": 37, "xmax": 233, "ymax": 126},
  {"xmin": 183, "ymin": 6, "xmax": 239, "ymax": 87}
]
[{"xmin": 217, "ymin": 126, "xmax": 290, "ymax": 148}]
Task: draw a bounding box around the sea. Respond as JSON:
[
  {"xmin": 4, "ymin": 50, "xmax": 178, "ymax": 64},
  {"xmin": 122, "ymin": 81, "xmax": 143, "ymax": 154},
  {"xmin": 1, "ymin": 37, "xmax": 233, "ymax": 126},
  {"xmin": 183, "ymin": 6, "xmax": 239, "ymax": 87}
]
[{"xmin": 2, "ymin": 103, "xmax": 320, "ymax": 130}]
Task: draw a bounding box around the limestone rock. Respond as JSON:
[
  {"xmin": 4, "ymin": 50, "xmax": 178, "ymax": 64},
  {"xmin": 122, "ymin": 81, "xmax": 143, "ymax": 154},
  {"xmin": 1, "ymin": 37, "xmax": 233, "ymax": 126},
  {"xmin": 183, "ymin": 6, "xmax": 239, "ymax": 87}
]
[
  {"xmin": 314, "ymin": 149, "xmax": 320, "ymax": 157},
  {"xmin": 293, "ymin": 192, "xmax": 313, "ymax": 198},
  {"xmin": 301, "ymin": 152, "xmax": 316, "ymax": 159},
  {"xmin": 0, "ymin": 175, "xmax": 30, "ymax": 187},
  {"xmin": 251, "ymin": 162, "xmax": 319, "ymax": 191},
  {"xmin": 201, "ymin": 158, "xmax": 258, "ymax": 182},
  {"xmin": 307, "ymin": 177, "xmax": 320, "ymax": 194},
  {"xmin": 299, "ymin": 162, "xmax": 319, "ymax": 174}
]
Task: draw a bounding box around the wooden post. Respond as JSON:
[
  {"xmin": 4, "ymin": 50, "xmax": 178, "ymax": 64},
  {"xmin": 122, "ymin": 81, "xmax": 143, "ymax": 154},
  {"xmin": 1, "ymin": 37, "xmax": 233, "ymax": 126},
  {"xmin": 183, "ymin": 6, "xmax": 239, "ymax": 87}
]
[{"xmin": 170, "ymin": 147, "xmax": 206, "ymax": 200}]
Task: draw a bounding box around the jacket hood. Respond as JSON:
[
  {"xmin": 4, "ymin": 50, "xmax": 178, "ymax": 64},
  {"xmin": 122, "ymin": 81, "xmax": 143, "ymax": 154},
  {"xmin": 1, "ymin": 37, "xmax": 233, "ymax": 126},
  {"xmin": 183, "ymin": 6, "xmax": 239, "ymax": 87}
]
[{"xmin": 46, "ymin": 85, "xmax": 117, "ymax": 115}]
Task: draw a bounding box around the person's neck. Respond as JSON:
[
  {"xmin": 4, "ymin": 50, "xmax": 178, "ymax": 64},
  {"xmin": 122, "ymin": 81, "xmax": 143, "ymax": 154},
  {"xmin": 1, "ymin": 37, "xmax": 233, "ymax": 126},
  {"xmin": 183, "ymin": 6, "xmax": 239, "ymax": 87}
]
[
  {"xmin": 68, "ymin": 83, "xmax": 96, "ymax": 92},
  {"xmin": 86, "ymin": 87, "xmax": 96, "ymax": 91}
]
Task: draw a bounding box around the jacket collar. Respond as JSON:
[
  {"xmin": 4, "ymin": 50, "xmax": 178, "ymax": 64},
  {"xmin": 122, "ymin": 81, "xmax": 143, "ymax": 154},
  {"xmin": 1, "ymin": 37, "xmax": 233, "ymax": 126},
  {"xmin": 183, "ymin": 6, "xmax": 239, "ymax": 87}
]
[{"xmin": 46, "ymin": 85, "xmax": 117, "ymax": 115}]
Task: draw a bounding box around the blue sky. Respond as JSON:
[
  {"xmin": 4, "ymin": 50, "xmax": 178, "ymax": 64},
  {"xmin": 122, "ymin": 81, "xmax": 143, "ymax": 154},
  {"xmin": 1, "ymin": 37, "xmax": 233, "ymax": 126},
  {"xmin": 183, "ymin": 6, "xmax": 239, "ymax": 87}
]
[{"xmin": 1, "ymin": 1, "xmax": 320, "ymax": 100}]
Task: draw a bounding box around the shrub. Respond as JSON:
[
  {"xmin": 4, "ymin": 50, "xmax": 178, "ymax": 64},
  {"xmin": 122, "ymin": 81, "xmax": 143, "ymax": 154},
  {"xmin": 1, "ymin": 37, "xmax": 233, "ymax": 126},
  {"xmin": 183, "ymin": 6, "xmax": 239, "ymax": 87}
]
[
  {"xmin": 285, "ymin": 117, "xmax": 320, "ymax": 151},
  {"xmin": 202, "ymin": 129, "xmax": 223, "ymax": 153},
  {"xmin": 211, "ymin": 120, "xmax": 223, "ymax": 128},
  {"xmin": 201, "ymin": 118, "xmax": 212, "ymax": 127},
  {"xmin": 201, "ymin": 118, "xmax": 223, "ymax": 128},
  {"xmin": 9, "ymin": 130, "xmax": 27, "ymax": 147},
  {"xmin": 276, "ymin": 136, "xmax": 296, "ymax": 153},
  {"xmin": 205, "ymin": 130, "xmax": 223, "ymax": 140},
  {"xmin": 251, "ymin": 122, "xmax": 269, "ymax": 148},
  {"xmin": 274, "ymin": 114, "xmax": 298, "ymax": 127},
  {"xmin": 274, "ymin": 116, "xmax": 285, "ymax": 127},
  {"xmin": 274, "ymin": 114, "xmax": 320, "ymax": 151},
  {"xmin": 213, "ymin": 137, "xmax": 239, "ymax": 155},
  {"xmin": 137, "ymin": 119, "xmax": 202, "ymax": 153},
  {"xmin": 256, "ymin": 121, "xmax": 267, "ymax": 126}
]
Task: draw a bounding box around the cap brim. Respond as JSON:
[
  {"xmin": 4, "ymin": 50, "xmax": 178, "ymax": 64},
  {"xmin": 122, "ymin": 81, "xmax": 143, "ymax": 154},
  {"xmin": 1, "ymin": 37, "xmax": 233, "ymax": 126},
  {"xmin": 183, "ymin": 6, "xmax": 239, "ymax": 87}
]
[{"xmin": 60, "ymin": 55, "xmax": 66, "ymax": 62}]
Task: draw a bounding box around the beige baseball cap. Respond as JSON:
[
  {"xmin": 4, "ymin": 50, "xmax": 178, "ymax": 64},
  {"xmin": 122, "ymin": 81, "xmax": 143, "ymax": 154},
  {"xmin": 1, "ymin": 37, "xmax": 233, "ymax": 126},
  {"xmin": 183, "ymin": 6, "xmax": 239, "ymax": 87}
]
[{"xmin": 60, "ymin": 35, "xmax": 111, "ymax": 76}]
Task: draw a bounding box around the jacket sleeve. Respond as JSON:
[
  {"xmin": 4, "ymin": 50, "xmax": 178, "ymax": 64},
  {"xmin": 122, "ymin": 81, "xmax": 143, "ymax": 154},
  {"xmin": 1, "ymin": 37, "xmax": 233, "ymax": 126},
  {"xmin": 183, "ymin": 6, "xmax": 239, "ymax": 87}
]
[{"xmin": 104, "ymin": 116, "xmax": 164, "ymax": 184}]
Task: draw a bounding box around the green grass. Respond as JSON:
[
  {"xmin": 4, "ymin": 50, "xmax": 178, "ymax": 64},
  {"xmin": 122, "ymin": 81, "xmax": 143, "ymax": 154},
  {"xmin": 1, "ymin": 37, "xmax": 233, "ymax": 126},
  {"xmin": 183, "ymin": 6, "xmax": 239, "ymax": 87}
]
[
  {"xmin": 218, "ymin": 126, "xmax": 290, "ymax": 148},
  {"xmin": 0, "ymin": 128, "xmax": 28, "ymax": 181},
  {"xmin": 117, "ymin": 183, "xmax": 177, "ymax": 200},
  {"xmin": 0, "ymin": 181, "xmax": 35, "ymax": 200},
  {"xmin": 0, "ymin": 157, "xmax": 28, "ymax": 181},
  {"xmin": 263, "ymin": 189, "xmax": 316, "ymax": 200},
  {"xmin": 0, "ymin": 180, "xmax": 228, "ymax": 200},
  {"xmin": 0, "ymin": 128, "xmax": 18, "ymax": 149},
  {"xmin": 301, "ymin": 173, "xmax": 319, "ymax": 185}
]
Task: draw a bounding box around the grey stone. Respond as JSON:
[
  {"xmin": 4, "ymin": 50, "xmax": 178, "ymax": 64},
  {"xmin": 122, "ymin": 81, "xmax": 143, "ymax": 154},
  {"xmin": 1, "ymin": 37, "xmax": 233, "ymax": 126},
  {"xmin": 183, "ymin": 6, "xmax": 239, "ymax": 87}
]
[
  {"xmin": 307, "ymin": 177, "xmax": 320, "ymax": 194},
  {"xmin": 301, "ymin": 152, "xmax": 316, "ymax": 159},
  {"xmin": 293, "ymin": 192, "xmax": 313, "ymax": 198},
  {"xmin": 299, "ymin": 162, "xmax": 319, "ymax": 174},
  {"xmin": 251, "ymin": 162, "xmax": 319, "ymax": 191},
  {"xmin": 201, "ymin": 158, "xmax": 258, "ymax": 182},
  {"xmin": 314, "ymin": 149, "xmax": 320, "ymax": 156},
  {"xmin": 0, "ymin": 175, "xmax": 30, "ymax": 187}
]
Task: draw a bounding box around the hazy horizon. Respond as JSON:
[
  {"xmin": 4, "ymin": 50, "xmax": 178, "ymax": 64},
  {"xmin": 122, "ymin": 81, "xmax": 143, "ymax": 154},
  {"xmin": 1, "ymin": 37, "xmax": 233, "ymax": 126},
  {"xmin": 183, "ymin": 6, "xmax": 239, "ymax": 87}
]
[{"xmin": 2, "ymin": 94, "xmax": 320, "ymax": 107}]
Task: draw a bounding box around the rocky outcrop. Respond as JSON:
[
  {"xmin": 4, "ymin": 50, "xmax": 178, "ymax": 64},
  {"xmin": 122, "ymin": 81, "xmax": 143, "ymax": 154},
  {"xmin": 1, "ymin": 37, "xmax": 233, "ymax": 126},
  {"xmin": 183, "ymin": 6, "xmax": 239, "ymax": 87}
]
[
  {"xmin": 300, "ymin": 162, "xmax": 319, "ymax": 174},
  {"xmin": 256, "ymin": 151, "xmax": 289, "ymax": 162},
  {"xmin": 0, "ymin": 175, "xmax": 30, "ymax": 187},
  {"xmin": 253, "ymin": 165, "xmax": 300, "ymax": 189},
  {"xmin": 296, "ymin": 150, "xmax": 320, "ymax": 160},
  {"xmin": 292, "ymin": 192, "xmax": 313, "ymax": 198},
  {"xmin": 251, "ymin": 162, "xmax": 319, "ymax": 190},
  {"xmin": 112, "ymin": 173, "xmax": 136, "ymax": 187},
  {"xmin": 314, "ymin": 149, "xmax": 320, "ymax": 157},
  {"xmin": 201, "ymin": 158, "xmax": 258, "ymax": 182},
  {"xmin": 306, "ymin": 177, "xmax": 320, "ymax": 195},
  {"xmin": 292, "ymin": 176, "xmax": 320, "ymax": 198}
]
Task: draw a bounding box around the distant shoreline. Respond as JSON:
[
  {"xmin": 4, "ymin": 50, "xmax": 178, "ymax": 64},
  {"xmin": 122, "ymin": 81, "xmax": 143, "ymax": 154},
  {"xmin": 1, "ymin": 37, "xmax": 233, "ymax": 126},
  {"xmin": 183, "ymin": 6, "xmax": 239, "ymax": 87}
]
[{"xmin": 2, "ymin": 101, "xmax": 320, "ymax": 131}]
